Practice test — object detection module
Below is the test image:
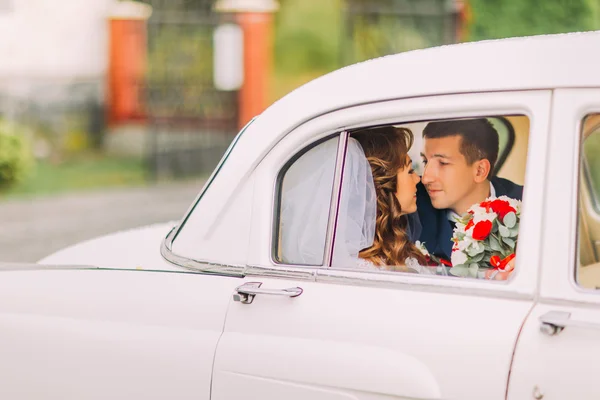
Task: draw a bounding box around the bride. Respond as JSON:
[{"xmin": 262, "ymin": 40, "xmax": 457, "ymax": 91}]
[
  {"xmin": 350, "ymin": 126, "xmax": 433, "ymax": 273},
  {"xmin": 279, "ymin": 125, "xmax": 439, "ymax": 273}
]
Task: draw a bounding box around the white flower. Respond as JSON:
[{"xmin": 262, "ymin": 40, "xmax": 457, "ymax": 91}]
[
  {"xmin": 451, "ymin": 249, "xmax": 468, "ymax": 266},
  {"xmin": 473, "ymin": 211, "xmax": 497, "ymax": 224},
  {"xmin": 457, "ymin": 235, "xmax": 474, "ymax": 251},
  {"xmin": 415, "ymin": 241, "xmax": 430, "ymax": 257},
  {"xmin": 468, "ymin": 204, "xmax": 487, "ymax": 215},
  {"xmin": 454, "ymin": 221, "xmax": 466, "ymax": 233}
]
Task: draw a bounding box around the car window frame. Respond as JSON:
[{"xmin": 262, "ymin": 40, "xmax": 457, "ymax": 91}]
[
  {"xmin": 160, "ymin": 118, "xmax": 256, "ymax": 276},
  {"xmin": 242, "ymin": 90, "xmax": 549, "ymax": 300},
  {"xmin": 537, "ymin": 88, "xmax": 600, "ymax": 305}
]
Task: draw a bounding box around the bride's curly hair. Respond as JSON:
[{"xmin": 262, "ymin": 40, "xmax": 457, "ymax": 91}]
[{"xmin": 353, "ymin": 126, "xmax": 427, "ymax": 270}]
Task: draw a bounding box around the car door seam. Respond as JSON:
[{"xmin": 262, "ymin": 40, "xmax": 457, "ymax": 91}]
[
  {"xmin": 505, "ymin": 301, "xmax": 536, "ymax": 400},
  {"xmin": 208, "ymin": 293, "xmax": 236, "ymax": 400}
]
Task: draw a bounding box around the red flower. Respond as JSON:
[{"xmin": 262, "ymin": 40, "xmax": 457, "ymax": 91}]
[
  {"xmin": 490, "ymin": 253, "xmax": 516, "ymax": 271},
  {"xmin": 479, "ymin": 200, "xmax": 492, "ymax": 212},
  {"xmin": 490, "ymin": 255, "xmax": 501, "ymax": 268},
  {"xmin": 472, "ymin": 220, "xmax": 492, "ymax": 240},
  {"xmin": 439, "ymin": 258, "xmax": 452, "ymax": 267},
  {"xmin": 465, "ymin": 219, "xmax": 474, "ymax": 231},
  {"xmin": 489, "ymin": 199, "xmax": 516, "ymax": 222}
]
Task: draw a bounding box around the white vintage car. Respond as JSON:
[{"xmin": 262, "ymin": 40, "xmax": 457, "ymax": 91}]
[{"xmin": 5, "ymin": 31, "xmax": 600, "ymax": 399}]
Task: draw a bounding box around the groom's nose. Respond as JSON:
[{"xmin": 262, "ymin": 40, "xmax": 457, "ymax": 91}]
[{"xmin": 421, "ymin": 163, "xmax": 435, "ymax": 185}]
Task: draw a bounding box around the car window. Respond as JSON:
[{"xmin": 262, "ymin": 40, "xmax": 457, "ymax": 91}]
[
  {"xmin": 274, "ymin": 136, "xmax": 340, "ymax": 265},
  {"xmin": 576, "ymin": 114, "xmax": 600, "ymax": 289},
  {"xmin": 330, "ymin": 115, "xmax": 529, "ymax": 281},
  {"xmin": 169, "ymin": 118, "xmax": 255, "ymax": 266}
]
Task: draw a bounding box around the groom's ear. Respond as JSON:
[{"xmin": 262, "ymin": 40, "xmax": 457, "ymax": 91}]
[{"xmin": 473, "ymin": 159, "xmax": 491, "ymax": 183}]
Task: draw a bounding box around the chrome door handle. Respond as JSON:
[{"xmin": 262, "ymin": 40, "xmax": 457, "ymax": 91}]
[
  {"xmin": 233, "ymin": 282, "xmax": 303, "ymax": 304},
  {"xmin": 540, "ymin": 310, "xmax": 600, "ymax": 336}
]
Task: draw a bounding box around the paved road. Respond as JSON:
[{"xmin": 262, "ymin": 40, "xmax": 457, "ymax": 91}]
[{"xmin": 0, "ymin": 179, "xmax": 204, "ymax": 263}]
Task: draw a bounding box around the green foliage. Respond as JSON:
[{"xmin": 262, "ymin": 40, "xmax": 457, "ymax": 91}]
[
  {"xmin": 469, "ymin": 0, "xmax": 600, "ymax": 41},
  {"xmin": 0, "ymin": 120, "xmax": 34, "ymax": 187},
  {"xmin": 274, "ymin": 0, "xmax": 342, "ymax": 74}
]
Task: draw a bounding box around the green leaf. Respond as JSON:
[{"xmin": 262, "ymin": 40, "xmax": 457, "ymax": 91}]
[
  {"xmin": 471, "ymin": 252, "xmax": 485, "ymax": 263},
  {"xmin": 502, "ymin": 237, "xmax": 515, "ymax": 248},
  {"xmin": 490, "ymin": 235, "xmax": 503, "ymax": 252},
  {"xmin": 504, "ymin": 212, "xmax": 516, "ymax": 228},
  {"xmin": 468, "ymin": 263, "xmax": 479, "ymax": 278},
  {"xmin": 467, "ymin": 243, "xmax": 484, "ymax": 257},
  {"xmin": 450, "ymin": 265, "xmax": 469, "ymax": 277},
  {"xmin": 498, "ymin": 224, "xmax": 510, "ymax": 237}
]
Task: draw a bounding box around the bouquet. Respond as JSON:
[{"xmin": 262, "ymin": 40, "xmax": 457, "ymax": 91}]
[
  {"xmin": 415, "ymin": 241, "xmax": 452, "ymax": 267},
  {"xmin": 449, "ymin": 195, "xmax": 521, "ymax": 278}
]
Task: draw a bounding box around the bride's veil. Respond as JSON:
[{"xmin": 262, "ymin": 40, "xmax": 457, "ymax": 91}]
[
  {"xmin": 331, "ymin": 139, "xmax": 377, "ymax": 267},
  {"xmin": 279, "ymin": 137, "xmax": 376, "ymax": 267}
]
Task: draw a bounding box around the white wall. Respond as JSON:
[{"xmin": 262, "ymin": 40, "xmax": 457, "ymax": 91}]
[{"xmin": 0, "ymin": 0, "xmax": 112, "ymax": 81}]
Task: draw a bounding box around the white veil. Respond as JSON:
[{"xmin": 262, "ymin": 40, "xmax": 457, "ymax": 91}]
[
  {"xmin": 331, "ymin": 139, "xmax": 377, "ymax": 267},
  {"xmin": 279, "ymin": 137, "xmax": 376, "ymax": 267}
]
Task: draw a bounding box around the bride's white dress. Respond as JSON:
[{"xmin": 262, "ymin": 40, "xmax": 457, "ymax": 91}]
[{"xmin": 356, "ymin": 257, "xmax": 445, "ymax": 275}]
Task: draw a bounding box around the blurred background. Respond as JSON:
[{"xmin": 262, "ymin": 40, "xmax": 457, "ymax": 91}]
[{"xmin": 0, "ymin": 0, "xmax": 598, "ymax": 261}]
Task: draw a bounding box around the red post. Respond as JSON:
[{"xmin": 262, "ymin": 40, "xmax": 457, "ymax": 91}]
[
  {"xmin": 455, "ymin": 0, "xmax": 472, "ymax": 42},
  {"xmin": 236, "ymin": 12, "xmax": 274, "ymax": 129},
  {"xmin": 107, "ymin": 2, "xmax": 152, "ymax": 126}
]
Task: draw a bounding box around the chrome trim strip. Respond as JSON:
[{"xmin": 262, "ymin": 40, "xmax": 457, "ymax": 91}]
[
  {"xmin": 0, "ymin": 263, "xmax": 100, "ymax": 271},
  {"xmin": 316, "ymin": 268, "xmax": 533, "ymax": 300},
  {"xmin": 245, "ymin": 264, "xmax": 317, "ymax": 282},
  {"xmin": 323, "ymin": 131, "xmax": 349, "ymax": 266},
  {"xmin": 161, "ymin": 225, "xmax": 246, "ymax": 277}
]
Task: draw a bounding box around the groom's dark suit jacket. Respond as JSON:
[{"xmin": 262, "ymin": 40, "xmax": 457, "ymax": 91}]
[{"xmin": 413, "ymin": 176, "xmax": 523, "ymax": 260}]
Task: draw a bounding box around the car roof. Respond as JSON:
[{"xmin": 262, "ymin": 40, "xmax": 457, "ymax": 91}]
[
  {"xmin": 202, "ymin": 31, "xmax": 599, "ymax": 225},
  {"xmin": 270, "ymin": 30, "xmax": 598, "ymax": 118},
  {"xmin": 283, "ymin": 30, "xmax": 599, "ymax": 107},
  {"xmin": 240, "ymin": 31, "xmax": 598, "ymax": 164}
]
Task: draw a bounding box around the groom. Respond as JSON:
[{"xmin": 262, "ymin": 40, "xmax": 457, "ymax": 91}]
[{"xmin": 415, "ymin": 118, "xmax": 523, "ymax": 261}]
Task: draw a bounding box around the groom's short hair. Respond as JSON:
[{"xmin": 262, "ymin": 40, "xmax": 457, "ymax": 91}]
[{"xmin": 422, "ymin": 118, "xmax": 499, "ymax": 173}]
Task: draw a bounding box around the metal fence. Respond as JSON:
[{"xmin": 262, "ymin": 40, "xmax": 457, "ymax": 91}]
[{"xmin": 141, "ymin": 0, "xmax": 239, "ymax": 180}]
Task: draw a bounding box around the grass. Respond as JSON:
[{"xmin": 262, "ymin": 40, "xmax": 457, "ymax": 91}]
[{"xmin": 0, "ymin": 153, "xmax": 147, "ymax": 199}]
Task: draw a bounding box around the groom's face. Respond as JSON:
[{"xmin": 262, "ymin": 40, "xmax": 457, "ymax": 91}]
[{"xmin": 421, "ymin": 135, "xmax": 479, "ymax": 212}]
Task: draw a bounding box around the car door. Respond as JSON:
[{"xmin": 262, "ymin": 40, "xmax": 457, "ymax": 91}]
[
  {"xmin": 507, "ymin": 89, "xmax": 600, "ymax": 400},
  {"xmin": 211, "ymin": 91, "xmax": 551, "ymax": 400},
  {"xmin": 0, "ymin": 267, "xmax": 239, "ymax": 400}
]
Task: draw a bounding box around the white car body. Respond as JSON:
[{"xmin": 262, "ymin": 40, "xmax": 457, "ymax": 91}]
[{"xmin": 5, "ymin": 31, "xmax": 600, "ymax": 399}]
